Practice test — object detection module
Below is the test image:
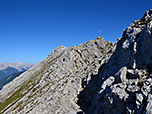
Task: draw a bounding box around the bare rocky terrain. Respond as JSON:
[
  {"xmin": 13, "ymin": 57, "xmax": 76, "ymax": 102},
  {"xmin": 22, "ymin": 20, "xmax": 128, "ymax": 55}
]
[
  {"xmin": 0, "ymin": 37, "xmax": 114, "ymax": 114},
  {"xmin": 0, "ymin": 9, "xmax": 152, "ymax": 114}
]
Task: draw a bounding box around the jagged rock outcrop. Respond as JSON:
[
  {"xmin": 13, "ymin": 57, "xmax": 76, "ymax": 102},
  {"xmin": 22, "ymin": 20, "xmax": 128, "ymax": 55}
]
[
  {"xmin": 1, "ymin": 9, "xmax": 152, "ymax": 114},
  {"xmin": 77, "ymin": 9, "xmax": 152, "ymax": 114},
  {"xmin": 0, "ymin": 37, "xmax": 114, "ymax": 114}
]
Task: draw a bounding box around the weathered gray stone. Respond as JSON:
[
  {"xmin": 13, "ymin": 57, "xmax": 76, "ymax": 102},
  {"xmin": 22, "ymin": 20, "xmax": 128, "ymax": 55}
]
[
  {"xmin": 76, "ymin": 9, "xmax": 152, "ymax": 114},
  {"xmin": 1, "ymin": 9, "xmax": 152, "ymax": 114},
  {"xmin": 114, "ymin": 67, "xmax": 127, "ymax": 83},
  {"xmin": 0, "ymin": 37, "xmax": 114, "ymax": 114},
  {"xmin": 136, "ymin": 93, "xmax": 144, "ymax": 108},
  {"xmin": 144, "ymin": 98, "xmax": 152, "ymax": 114},
  {"xmin": 99, "ymin": 76, "xmax": 115, "ymax": 93}
]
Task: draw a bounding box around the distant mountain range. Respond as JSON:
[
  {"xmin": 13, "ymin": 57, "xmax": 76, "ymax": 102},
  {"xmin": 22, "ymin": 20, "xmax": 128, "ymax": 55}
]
[
  {"xmin": 0, "ymin": 62, "xmax": 33, "ymax": 71},
  {"xmin": 0, "ymin": 71, "xmax": 24, "ymax": 90},
  {"xmin": 1, "ymin": 9, "xmax": 152, "ymax": 113},
  {"xmin": 0, "ymin": 62, "xmax": 33, "ymax": 90},
  {"xmin": 0, "ymin": 67, "xmax": 19, "ymax": 80}
]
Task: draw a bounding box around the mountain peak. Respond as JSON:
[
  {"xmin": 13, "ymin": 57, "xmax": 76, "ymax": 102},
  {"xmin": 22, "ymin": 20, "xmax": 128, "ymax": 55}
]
[
  {"xmin": 140, "ymin": 9, "xmax": 152, "ymax": 21},
  {"xmin": 0, "ymin": 36, "xmax": 114, "ymax": 113},
  {"xmin": 1, "ymin": 9, "xmax": 152, "ymax": 114}
]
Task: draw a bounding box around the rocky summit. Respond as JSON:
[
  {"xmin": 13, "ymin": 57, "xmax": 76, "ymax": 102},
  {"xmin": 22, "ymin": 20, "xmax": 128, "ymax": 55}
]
[
  {"xmin": 0, "ymin": 9, "xmax": 152, "ymax": 114},
  {"xmin": 0, "ymin": 37, "xmax": 114, "ymax": 114}
]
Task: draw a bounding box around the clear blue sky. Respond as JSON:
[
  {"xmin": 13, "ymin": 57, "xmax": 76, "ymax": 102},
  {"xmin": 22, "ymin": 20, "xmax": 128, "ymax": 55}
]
[{"xmin": 0, "ymin": 0, "xmax": 151, "ymax": 63}]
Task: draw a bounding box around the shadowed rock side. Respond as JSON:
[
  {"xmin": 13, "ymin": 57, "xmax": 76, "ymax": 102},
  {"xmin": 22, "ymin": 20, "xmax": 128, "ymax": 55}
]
[
  {"xmin": 77, "ymin": 9, "xmax": 152, "ymax": 114},
  {"xmin": 1, "ymin": 9, "xmax": 152, "ymax": 114},
  {"xmin": 0, "ymin": 37, "xmax": 114, "ymax": 114}
]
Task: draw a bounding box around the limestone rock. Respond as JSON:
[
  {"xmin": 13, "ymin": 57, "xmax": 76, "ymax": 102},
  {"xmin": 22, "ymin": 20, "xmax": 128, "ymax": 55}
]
[
  {"xmin": 0, "ymin": 37, "xmax": 114, "ymax": 114},
  {"xmin": 114, "ymin": 67, "xmax": 127, "ymax": 83},
  {"xmin": 77, "ymin": 9, "xmax": 152, "ymax": 114},
  {"xmin": 1, "ymin": 9, "xmax": 152, "ymax": 114}
]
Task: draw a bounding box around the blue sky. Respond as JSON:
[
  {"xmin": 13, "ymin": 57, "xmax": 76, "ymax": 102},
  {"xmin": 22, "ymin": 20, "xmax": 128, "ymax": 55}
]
[{"xmin": 0, "ymin": 0, "xmax": 151, "ymax": 63}]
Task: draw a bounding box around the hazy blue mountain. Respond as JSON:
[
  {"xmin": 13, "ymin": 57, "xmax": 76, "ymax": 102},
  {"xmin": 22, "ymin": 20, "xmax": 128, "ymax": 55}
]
[
  {"xmin": 0, "ymin": 67, "xmax": 19, "ymax": 80},
  {"xmin": 0, "ymin": 62, "xmax": 33, "ymax": 80},
  {"xmin": 0, "ymin": 62, "xmax": 33, "ymax": 71},
  {"xmin": 0, "ymin": 71, "xmax": 24, "ymax": 90},
  {"xmin": 0, "ymin": 62, "xmax": 33, "ymax": 90}
]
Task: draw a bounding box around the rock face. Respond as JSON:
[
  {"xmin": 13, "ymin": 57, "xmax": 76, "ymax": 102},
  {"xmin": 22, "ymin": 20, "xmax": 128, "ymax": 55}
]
[
  {"xmin": 0, "ymin": 37, "xmax": 114, "ymax": 114},
  {"xmin": 1, "ymin": 9, "xmax": 152, "ymax": 114},
  {"xmin": 77, "ymin": 9, "xmax": 152, "ymax": 114}
]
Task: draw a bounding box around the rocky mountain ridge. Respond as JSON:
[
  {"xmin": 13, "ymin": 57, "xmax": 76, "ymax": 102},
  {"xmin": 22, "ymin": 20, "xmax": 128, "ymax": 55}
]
[
  {"xmin": 0, "ymin": 9, "xmax": 152, "ymax": 114},
  {"xmin": 0, "ymin": 37, "xmax": 115, "ymax": 114},
  {"xmin": 77, "ymin": 9, "xmax": 152, "ymax": 114}
]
